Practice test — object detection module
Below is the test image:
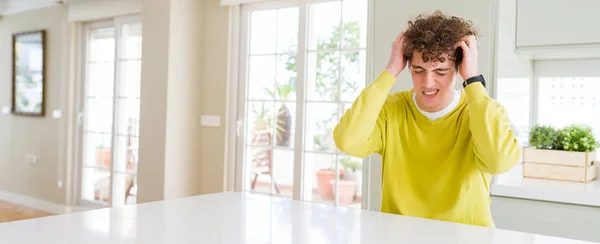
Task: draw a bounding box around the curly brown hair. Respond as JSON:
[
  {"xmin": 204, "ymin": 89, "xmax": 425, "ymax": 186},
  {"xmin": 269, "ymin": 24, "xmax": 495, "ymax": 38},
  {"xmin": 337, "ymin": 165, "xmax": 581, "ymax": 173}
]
[{"xmin": 403, "ymin": 10, "xmax": 478, "ymax": 68}]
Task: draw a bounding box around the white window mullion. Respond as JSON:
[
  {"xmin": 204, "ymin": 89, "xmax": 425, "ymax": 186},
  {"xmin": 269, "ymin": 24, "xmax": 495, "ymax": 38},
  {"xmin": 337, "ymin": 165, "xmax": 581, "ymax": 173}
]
[
  {"xmin": 109, "ymin": 21, "xmax": 122, "ymax": 207},
  {"xmin": 236, "ymin": 7, "xmax": 250, "ymax": 193},
  {"xmin": 293, "ymin": 4, "xmax": 308, "ymax": 201}
]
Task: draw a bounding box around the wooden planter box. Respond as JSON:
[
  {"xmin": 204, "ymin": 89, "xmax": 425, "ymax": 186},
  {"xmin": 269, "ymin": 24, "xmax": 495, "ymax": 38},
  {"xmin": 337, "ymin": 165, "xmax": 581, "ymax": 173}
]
[{"xmin": 522, "ymin": 147, "xmax": 597, "ymax": 182}]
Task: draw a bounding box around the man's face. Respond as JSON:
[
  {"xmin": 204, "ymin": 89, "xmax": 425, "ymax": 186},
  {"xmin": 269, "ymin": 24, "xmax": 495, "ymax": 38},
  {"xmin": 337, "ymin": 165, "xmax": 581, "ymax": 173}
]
[{"xmin": 409, "ymin": 51, "xmax": 458, "ymax": 113}]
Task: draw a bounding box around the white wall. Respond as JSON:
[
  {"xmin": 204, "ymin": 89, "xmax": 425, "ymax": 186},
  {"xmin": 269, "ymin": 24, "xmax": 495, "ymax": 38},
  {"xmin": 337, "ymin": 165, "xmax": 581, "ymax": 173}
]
[
  {"xmin": 495, "ymin": 0, "xmax": 531, "ymax": 79},
  {"xmin": 137, "ymin": 0, "xmax": 229, "ymax": 202},
  {"xmin": 137, "ymin": 0, "xmax": 171, "ymax": 203},
  {"xmin": 67, "ymin": 0, "xmax": 142, "ymax": 22},
  {"xmin": 163, "ymin": 0, "xmax": 205, "ymax": 200},
  {"xmin": 0, "ymin": 6, "xmax": 72, "ymax": 206}
]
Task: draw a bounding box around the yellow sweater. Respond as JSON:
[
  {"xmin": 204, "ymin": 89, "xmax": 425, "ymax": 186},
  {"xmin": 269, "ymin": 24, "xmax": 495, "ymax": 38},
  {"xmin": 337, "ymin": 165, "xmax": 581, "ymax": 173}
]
[{"xmin": 333, "ymin": 70, "xmax": 521, "ymax": 227}]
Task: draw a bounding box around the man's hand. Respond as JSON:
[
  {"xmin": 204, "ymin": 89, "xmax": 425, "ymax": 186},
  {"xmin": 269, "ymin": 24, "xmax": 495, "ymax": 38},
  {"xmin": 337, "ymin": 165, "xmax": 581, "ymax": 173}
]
[
  {"xmin": 385, "ymin": 31, "xmax": 408, "ymax": 77},
  {"xmin": 454, "ymin": 35, "xmax": 478, "ymax": 80}
]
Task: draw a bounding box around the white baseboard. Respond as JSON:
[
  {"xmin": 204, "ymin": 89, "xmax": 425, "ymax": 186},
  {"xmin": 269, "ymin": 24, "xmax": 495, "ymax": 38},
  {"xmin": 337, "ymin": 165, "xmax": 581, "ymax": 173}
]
[{"xmin": 0, "ymin": 191, "xmax": 91, "ymax": 214}]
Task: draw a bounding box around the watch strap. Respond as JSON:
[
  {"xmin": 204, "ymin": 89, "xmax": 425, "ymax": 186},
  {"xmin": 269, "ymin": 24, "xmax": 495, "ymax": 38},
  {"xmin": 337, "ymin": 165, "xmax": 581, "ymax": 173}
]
[{"xmin": 463, "ymin": 74, "xmax": 486, "ymax": 88}]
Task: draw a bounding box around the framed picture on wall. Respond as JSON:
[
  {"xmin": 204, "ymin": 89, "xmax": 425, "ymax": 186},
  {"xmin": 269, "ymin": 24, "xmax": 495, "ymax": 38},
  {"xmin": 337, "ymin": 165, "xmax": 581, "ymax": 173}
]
[{"xmin": 12, "ymin": 30, "xmax": 46, "ymax": 116}]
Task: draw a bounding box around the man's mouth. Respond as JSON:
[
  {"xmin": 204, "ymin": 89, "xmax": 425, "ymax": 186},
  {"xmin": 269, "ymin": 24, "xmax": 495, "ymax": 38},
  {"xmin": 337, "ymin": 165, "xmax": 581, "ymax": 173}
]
[{"xmin": 422, "ymin": 89, "xmax": 439, "ymax": 97}]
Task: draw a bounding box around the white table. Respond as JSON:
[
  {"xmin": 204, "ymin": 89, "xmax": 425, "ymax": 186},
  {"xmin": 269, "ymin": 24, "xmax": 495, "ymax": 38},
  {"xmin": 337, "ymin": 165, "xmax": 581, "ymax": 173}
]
[{"xmin": 0, "ymin": 192, "xmax": 596, "ymax": 244}]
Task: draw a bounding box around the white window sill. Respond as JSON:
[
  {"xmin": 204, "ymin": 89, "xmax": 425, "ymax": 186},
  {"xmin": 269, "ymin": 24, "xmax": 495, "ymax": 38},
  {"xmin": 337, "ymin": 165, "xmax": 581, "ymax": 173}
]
[{"xmin": 490, "ymin": 164, "xmax": 600, "ymax": 207}]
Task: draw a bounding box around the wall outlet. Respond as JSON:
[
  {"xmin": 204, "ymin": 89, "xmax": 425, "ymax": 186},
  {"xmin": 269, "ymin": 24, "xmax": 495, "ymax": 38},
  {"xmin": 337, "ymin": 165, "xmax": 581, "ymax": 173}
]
[
  {"xmin": 52, "ymin": 109, "xmax": 62, "ymax": 119},
  {"xmin": 201, "ymin": 115, "xmax": 221, "ymax": 127},
  {"xmin": 2, "ymin": 105, "xmax": 10, "ymax": 114},
  {"xmin": 26, "ymin": 155, "xmax": 38, "ymax": 165}
]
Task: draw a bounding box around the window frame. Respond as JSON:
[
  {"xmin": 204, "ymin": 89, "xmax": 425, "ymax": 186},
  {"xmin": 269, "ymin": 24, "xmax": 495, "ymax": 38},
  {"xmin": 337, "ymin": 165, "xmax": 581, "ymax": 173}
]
[
  {"xmin": 74, "ymin": 15, "xmax": 142, "ymax": 208},
  {"xmin": 231, "ymin": 0, "xmax": 375, "ymax": 209}
]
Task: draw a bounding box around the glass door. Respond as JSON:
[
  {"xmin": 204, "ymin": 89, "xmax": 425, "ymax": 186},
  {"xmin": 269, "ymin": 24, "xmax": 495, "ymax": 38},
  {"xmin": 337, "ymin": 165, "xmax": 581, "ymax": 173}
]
[
  {"xmin": 78, "ymin": 16, "xmax": 142, "ymax": 207},
  {"xmin": 237, "ymin": 0, "xmax": 369, "ymax": 208}
]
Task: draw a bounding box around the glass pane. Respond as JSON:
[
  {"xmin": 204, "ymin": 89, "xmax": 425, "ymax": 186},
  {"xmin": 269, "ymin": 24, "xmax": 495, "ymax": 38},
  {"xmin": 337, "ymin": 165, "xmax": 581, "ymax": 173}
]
[
  {"xmin": 274, "ymin": 102, "xmax": 295, "ymax": 148},
  {"xmin": 302, "ymin": 152, "xmax": 337, "ymax": 204},
  {"xmin": 272, "ymin": 149, "xmax": 294, "ymax": 198},
  {"xmin": 120, "ymin": 23, "xmax": 142, "ymax": 59},
  {"xmin": 308, "ymin": 1, "xmax": 342, "ymax": 50},
  {"xmin": 277, "ymin": 8, "xmax": 299, "ymax": 54},
  {"xmin": 118, "ymin": 60, "xmax": 141, "ymax": 98},
  {"xmin": 116, "ymin": 98, "xmax": 140, "ymax": 136},
  {"xmin": 250, "ymin": 10, "xmax": 277, "ymax": 55},
  {"xmin": 114, "ymin": 173, "xmax": 137, "ymax": 206},
  {"xmin": 248, "ymin": 55, "xmax": 276, "ymax": 100},
  {"xmin": 538, "ymin": 77, "xmax": 600, "ymax": 137},
  {"xmin": 86, "ymin": 62, "xmax": 114, "ymax": 97},
  {"xmin": 340, "ymin": 51, "xmax": 366, "ymax": 102},
  {"xmin": 81, "ymin": 167, "xmax": 111, "ymax": 204},
  {"xmin": 85, "ymin": 97, "xmax": 113, "ymax": 133},
  {"xmin": 115, "ymin": 135, "xmax": 138, "ymax": 174},
  {"xmin": 307, "ymin": 52, "xmax": 340, "ymax": 101},
  {"xmin": 337, "ymin": 154, "xmax": 363, "ymax": 208},
  {"xmin": 247, "ymin": 101, "xmax": 275, "ymax": 146},
  {"xmin": 304, "ymin": 103, "xmax": 338, "ymax": 153},
  {"xmin": 88, "ymin": 27, "xmax": 115, "ymax": 62},
  {"xmin": 83, "ymin": 132, "xmax": 112, "ymax": 168},
  {"xmin": 245, "ymin": 147, "xmax": 274, "ymax": 194},
  {"xmin": 275, "ymin": 54, "xmax": 297, "ymax": 101},
  {"xmin": 341, "ymin": 0, "xmax": 368, "ymax": 48},
  {"xmin": 496, "ymin": 78, "xmax": 530, "ymax": 143}
]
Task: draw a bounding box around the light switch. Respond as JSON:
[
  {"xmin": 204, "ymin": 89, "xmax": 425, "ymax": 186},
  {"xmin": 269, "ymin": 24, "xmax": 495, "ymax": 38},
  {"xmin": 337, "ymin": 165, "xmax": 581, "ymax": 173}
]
[
  {"xmin": 201, "ymin": 115, "xmax": 221, "ymax": 127},
  {"xmin": 52, "ymin": 109, "xmax": 62, "ymax": 119},
  {"xmin": 2, "ymin": 105, "xmax": 10, "ymax": 114}
]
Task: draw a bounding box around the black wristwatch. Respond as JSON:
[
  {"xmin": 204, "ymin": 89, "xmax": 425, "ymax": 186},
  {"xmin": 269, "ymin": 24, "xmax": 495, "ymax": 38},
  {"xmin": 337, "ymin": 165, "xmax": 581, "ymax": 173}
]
[{"xmin": 462, "ymin": 74, "xmax": 486, "ymax": 88}]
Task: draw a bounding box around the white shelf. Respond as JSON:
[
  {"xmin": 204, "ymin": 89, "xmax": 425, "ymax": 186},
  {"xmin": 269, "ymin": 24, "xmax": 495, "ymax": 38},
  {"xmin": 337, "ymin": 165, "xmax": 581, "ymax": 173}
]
[{"xmin": 491, "ymin": 164, "xmax": 600, "ymax": 207}]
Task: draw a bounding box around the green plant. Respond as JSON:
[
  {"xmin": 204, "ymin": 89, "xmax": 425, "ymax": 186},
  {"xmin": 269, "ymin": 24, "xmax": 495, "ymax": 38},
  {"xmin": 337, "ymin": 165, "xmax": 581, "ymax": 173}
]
[
  {"xmin": 339, "ymin": 158, "xmax": 362, "ymax": 172},
  {"xmin": 529, "ymin": 125, "xmax": 559, "ymax": 149},
  {"xmin": 556, "ymin": 124, "xmax": 600, "ymax": 152}
]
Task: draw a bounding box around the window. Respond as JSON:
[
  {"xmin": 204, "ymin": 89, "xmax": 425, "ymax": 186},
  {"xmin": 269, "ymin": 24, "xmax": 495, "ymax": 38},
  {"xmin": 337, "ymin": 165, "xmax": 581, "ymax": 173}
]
[
  {"xmin": 496, "ymin": 59, "xmax": 600, "ymax": 146},
  {"xmin": 77, "ymin": 16, "xmax": 142, "ymax": 207},
  {"xmin": 237, "ymin": 0, "xmax": 369, "ymax": 208}
]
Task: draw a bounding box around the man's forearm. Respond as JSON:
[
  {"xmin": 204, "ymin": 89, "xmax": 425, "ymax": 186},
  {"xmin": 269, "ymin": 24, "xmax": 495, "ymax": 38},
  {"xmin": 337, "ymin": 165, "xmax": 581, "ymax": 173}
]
[
  {"xmin": 465, "ymin": 81, "xmax": 521, "ymax": 174},
  {"xmin": 333, "ymin": 70, "xmax": 395, "ymax": 158}
]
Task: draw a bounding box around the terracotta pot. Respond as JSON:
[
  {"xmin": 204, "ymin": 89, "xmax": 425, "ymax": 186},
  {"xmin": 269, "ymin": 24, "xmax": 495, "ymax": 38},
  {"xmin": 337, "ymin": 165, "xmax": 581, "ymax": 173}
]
[
  {"xmin": 315, "ymin": 169, "xmax": 343, "ymax": 200},
  {"xmin": 337, "ymin": 180, "xmax": 357, "ymax": 205},
  {"xmin": 95, "ymin": 148, "xmax": 111, "ymax": 167}
]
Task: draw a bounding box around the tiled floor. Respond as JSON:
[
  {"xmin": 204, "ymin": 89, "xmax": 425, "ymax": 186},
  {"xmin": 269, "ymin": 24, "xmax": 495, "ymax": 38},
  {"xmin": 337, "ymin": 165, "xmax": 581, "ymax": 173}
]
[{"xmin": 0, "ymin": 201, "xmax": 54, "ymax": 223}]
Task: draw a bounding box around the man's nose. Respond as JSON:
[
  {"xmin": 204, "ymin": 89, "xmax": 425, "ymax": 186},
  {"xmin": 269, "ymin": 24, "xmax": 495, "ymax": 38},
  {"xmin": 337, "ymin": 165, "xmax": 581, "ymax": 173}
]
[{"xmin": 423, "ymin": 72, "xmax": 436, "ymax": 87}]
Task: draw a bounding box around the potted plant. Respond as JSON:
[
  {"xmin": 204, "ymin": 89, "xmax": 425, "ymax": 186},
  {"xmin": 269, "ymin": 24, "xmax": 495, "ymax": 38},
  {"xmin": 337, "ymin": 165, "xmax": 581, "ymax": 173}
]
[
  {"xmin": 95, "ymin": 144, "xmax": 111, "ymax": 168},
  {"xmin": 316, "ymin": 167, "xmax": 343, "ymax": 201},
  {"xmin": 524, "ymin": 124, "xmax": 599, "ymax": 182},
  {"xmin": 336, "ymin": 158, "xmax": 361, "ymax": 205}
]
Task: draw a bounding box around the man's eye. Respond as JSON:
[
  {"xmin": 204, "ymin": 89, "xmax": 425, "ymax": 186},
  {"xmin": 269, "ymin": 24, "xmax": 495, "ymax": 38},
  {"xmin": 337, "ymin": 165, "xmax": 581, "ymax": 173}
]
[
  {"xmin": 415, "ymin": 70, "xmax": 424, "ymax": 74},
  {"xmin": 436, "ymin": 72, "xmax": 447, "ymax": 75}
]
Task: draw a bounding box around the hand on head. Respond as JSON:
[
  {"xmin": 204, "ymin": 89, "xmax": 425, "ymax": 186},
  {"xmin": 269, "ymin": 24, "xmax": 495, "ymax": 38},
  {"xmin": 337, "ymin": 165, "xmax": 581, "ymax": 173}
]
[
  {"xmin": 385, "ymin": 31, "xmax": 408, "ymax": 77},
  {"xmin": 453, "ymin": 35, "xmax": 478, "ymax": 80},
  {"xmin": 385, "ymin": 31, "xmax": 479, "ymax": 80}
]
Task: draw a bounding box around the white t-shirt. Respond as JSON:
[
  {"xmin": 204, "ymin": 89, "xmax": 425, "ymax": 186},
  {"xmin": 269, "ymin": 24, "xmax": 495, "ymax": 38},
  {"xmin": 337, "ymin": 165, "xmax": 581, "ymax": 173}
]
[{"xmin": 412, "ymin": 89, "xmax": 461, "ymax": 121}]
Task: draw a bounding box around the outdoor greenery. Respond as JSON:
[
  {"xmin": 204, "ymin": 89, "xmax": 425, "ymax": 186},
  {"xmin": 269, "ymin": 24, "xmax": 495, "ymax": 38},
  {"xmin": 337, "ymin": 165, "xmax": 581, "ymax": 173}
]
[{"xmin": 250, "ymin": 19, "xmax": 363, "ymax": 153}]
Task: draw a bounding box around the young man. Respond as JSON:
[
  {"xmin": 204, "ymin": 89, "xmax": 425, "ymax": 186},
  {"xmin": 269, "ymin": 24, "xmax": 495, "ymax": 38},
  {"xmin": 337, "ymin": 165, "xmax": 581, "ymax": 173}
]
[{"xmin": 333, "ymin": 11, "xmax": 521, "ymax": 227}]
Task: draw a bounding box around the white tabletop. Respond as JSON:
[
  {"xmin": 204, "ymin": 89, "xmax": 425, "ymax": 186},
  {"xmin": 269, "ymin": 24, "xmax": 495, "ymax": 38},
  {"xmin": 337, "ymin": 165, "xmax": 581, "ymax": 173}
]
[{"xmin": 0, "ymin": 192, "xmax": 596, "ymax": 244}]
